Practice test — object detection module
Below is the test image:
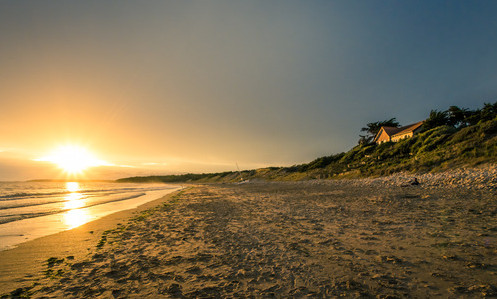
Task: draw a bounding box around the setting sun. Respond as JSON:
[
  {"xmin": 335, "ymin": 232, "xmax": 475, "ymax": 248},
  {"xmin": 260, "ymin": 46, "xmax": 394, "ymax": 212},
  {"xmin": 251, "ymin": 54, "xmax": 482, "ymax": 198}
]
[{"xmin": 37, "ymin": 145, "xmax": 110, "ymax": 174}]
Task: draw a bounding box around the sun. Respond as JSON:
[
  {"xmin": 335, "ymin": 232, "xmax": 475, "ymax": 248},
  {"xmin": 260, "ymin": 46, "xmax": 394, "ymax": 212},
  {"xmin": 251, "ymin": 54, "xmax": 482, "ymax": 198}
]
[{"xmin": 37, "ymin": 145, "xmax": 109, "ymax": 174}]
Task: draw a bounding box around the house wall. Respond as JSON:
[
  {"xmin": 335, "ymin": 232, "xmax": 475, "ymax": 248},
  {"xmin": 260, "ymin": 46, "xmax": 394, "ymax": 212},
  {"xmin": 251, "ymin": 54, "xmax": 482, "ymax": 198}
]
[
  {"xmin": 375, "ymin": 130, "xmax": 391, "ymax": 144},
  {"xmin": 391, "ymin": 132, "xmax": 413, "ymax": 142}
]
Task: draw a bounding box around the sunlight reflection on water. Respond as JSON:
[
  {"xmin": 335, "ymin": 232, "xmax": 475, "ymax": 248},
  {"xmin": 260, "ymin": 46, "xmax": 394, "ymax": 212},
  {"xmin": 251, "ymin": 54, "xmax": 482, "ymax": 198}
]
[
  {"xmin": 63, "ymin": 182, "xmax": 89, "ymax": 228},
  {"xmin": 64, "ymin": 192, "xmax": 84, "ymax": 210},
  {"xmin": 66, "ymin": 181, "xmax": 80, "ymax": 192}
]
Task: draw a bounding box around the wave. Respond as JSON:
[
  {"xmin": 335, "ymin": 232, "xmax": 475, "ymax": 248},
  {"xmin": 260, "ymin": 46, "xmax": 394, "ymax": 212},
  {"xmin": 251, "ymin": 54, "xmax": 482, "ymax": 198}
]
[
  {"xmin": 0, "ymin": 192, "xmax": 146, "ymax": 225},
  {"xmin": 0, "ymin": 193, "xmax": 90, "ymax": 210},
  {"xmin": 0, "ymin": 186, "xmax": 167, "ymax": 201}
]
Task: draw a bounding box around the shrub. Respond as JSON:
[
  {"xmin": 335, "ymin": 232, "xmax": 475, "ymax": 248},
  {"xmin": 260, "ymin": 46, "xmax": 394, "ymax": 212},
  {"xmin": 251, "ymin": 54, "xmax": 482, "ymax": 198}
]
[{"xmin": 478, "ymin": 117, "xmax": 497, "ymax": 135}]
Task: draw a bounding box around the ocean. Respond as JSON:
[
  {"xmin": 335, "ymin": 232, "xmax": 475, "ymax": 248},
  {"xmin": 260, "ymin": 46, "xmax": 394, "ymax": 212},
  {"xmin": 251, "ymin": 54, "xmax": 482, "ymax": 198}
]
[{"xmin": 0, "ymin": 181, "xmax": 181, "ymax": 250}]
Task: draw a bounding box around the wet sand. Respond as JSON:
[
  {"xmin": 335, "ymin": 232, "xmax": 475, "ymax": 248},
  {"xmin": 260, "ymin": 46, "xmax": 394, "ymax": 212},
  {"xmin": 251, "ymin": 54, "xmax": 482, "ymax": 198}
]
[{"xmin": 2, "ymin": 182, "xmax": 497, "ymax": 297}]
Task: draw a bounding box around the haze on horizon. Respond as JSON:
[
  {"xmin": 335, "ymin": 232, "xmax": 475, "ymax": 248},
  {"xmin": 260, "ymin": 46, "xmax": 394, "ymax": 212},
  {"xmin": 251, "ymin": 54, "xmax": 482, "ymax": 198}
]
[{"xmin": 1, "ymin": 1, "xmax": 497, "ymax": 181}]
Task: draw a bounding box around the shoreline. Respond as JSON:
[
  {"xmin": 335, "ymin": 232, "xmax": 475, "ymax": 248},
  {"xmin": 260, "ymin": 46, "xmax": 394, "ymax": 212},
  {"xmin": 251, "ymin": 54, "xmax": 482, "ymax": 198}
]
[
  {"xmin": 0, "ymin": 187, "xmax": 182, "ymax": 251},
  {"xmin": 0, "ymin": 188, "xmax": 186, "ymax": 293},
  {"xmin": 2, "ymin": 168, "xmax": 497, "ymax": 297},
  {"xmin": 2, "ymin": 181, "xmax": 496, "ymax": 297}
]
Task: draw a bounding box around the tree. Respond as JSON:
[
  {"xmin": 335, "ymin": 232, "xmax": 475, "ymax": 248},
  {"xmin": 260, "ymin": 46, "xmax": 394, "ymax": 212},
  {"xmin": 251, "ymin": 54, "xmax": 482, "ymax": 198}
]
[
  {"xmin": 480, "ymin": 102, "xmax": 497, "ymax": 122},
  {"xmin": 358, "ymin": 135, "xmax": 373, "ymax": 145},
  {"xmin": 447, "ymin": 105, "xmax": 469, "ymax": 127},
  {"xmin": 359, "ymin": 118, "xmax": 399, "ymax": 145},
  {"xmin": 464, "ymin": 101, "xmax": 497, "ymax": 125},
  {"xmin": 423, "ymin": 110, "xmax": 449, "ymax": 130}
]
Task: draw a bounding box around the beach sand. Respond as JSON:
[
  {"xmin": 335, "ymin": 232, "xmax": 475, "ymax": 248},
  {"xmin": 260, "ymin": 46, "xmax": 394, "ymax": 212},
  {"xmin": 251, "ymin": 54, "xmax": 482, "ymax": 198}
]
[
  {"xmin": 0, "ymin": 190, "xmax": 182, "ymax": 295},
  {"xmin": 2, "ymin": 182, "xmax": 497, "ymax": 297}
]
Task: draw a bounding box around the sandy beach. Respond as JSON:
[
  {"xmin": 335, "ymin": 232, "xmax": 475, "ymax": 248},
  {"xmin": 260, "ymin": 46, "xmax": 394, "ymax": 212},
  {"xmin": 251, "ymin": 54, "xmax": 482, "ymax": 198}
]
[
  {"xmin": 0, "ymin": 190, "xmax": 182, "ymax": 295},
  {"xmin": 2, "ymin": 181, "xmax": 497, "ymax": 297}
]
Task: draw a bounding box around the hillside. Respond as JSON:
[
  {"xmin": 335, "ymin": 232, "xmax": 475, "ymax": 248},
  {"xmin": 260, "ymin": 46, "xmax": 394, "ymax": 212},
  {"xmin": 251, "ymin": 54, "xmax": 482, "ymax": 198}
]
[{"xmin": 117, "ymin": 103, "xmax": 497, "ymax": 184}]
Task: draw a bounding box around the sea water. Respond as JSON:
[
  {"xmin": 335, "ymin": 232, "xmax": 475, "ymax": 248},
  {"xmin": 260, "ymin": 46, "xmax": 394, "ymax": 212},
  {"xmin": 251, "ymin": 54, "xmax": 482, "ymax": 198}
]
[{"xmin": 0, "ymin": 181, "xmax": 181, "ymax": 250}]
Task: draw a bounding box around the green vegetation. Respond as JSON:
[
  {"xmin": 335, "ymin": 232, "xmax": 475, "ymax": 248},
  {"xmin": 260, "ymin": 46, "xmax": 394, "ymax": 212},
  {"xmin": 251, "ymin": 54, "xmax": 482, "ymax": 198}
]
[
  {"xmin": 117, "ymin": 172, "xmax": 237, "ymax": 183},
  {"xmin": 2, "ymin": 286, "xmax": 33, "ymax": 298},
  {"xmin": 96, "ymin": 230, "xmax": 110, "ymax": 249},
  {"xmin": 117, "ymin": 101, "xmax": 497, "ymax": 183},
  {"xmin": 46, "ymin": 257, "xmax": 64, "ymax": 267},
  {"xmin": 96, "ymin": 224, "xmax": 127, "ymax": 249}
]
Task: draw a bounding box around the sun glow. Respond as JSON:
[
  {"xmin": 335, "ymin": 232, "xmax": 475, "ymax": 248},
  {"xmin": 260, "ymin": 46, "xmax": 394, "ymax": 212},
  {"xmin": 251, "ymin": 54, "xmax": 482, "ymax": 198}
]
[{"xmin": 37, "ymin": 145, "xmax": 110, "ymax": 174}]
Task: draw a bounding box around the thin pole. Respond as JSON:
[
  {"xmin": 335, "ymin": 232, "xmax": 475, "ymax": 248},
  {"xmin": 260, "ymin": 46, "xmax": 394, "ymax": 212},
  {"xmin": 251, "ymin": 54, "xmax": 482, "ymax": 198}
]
[{"xmin": 236, "ymin": 162, "xmax": 244, "ymax": 182}]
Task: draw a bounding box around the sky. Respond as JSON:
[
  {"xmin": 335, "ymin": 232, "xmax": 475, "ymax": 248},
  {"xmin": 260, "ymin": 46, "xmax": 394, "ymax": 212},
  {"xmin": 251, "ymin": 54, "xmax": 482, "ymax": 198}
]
[{"xmin": 1, "ymin": 1, "xmax": 497, "ymax": 180}]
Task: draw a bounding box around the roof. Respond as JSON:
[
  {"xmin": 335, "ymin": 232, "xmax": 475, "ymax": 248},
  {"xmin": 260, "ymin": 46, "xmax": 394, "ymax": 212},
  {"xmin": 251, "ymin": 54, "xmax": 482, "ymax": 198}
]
[
  {"xmin": 382, "ymin": 126, "xmax": 403, "ymax": 135},
  {"xmin": 373, "ymin": 121, "xmax": 424, "ymax": 143},
  {"xmin": 391, "ymin": 121, "xmax": 424, "ymax": 137}
]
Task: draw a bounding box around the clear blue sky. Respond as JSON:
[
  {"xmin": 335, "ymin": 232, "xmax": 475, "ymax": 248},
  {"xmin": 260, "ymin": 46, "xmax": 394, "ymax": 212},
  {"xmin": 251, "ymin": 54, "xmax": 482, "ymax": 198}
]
[{"xmin": 1, "ymin": 1, "xmax": 497, "ymax": 180}]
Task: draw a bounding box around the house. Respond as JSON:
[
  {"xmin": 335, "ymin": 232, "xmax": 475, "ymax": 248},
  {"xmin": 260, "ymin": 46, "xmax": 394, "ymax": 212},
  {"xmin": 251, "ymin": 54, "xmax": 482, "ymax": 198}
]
[{"xmin": 373, "ymin": 121, "xmax": 424, "ymax": 144}]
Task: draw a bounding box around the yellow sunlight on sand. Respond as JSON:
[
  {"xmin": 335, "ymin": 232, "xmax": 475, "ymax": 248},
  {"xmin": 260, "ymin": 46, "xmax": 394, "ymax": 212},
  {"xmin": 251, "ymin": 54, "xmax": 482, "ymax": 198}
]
[
  {"xmin": 37, "ymin": 145, "xmax": 109, "ymax": 174},
  {"xmin": 63, "ymin": 208, "xmax": 90, "ymax": 229}
]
